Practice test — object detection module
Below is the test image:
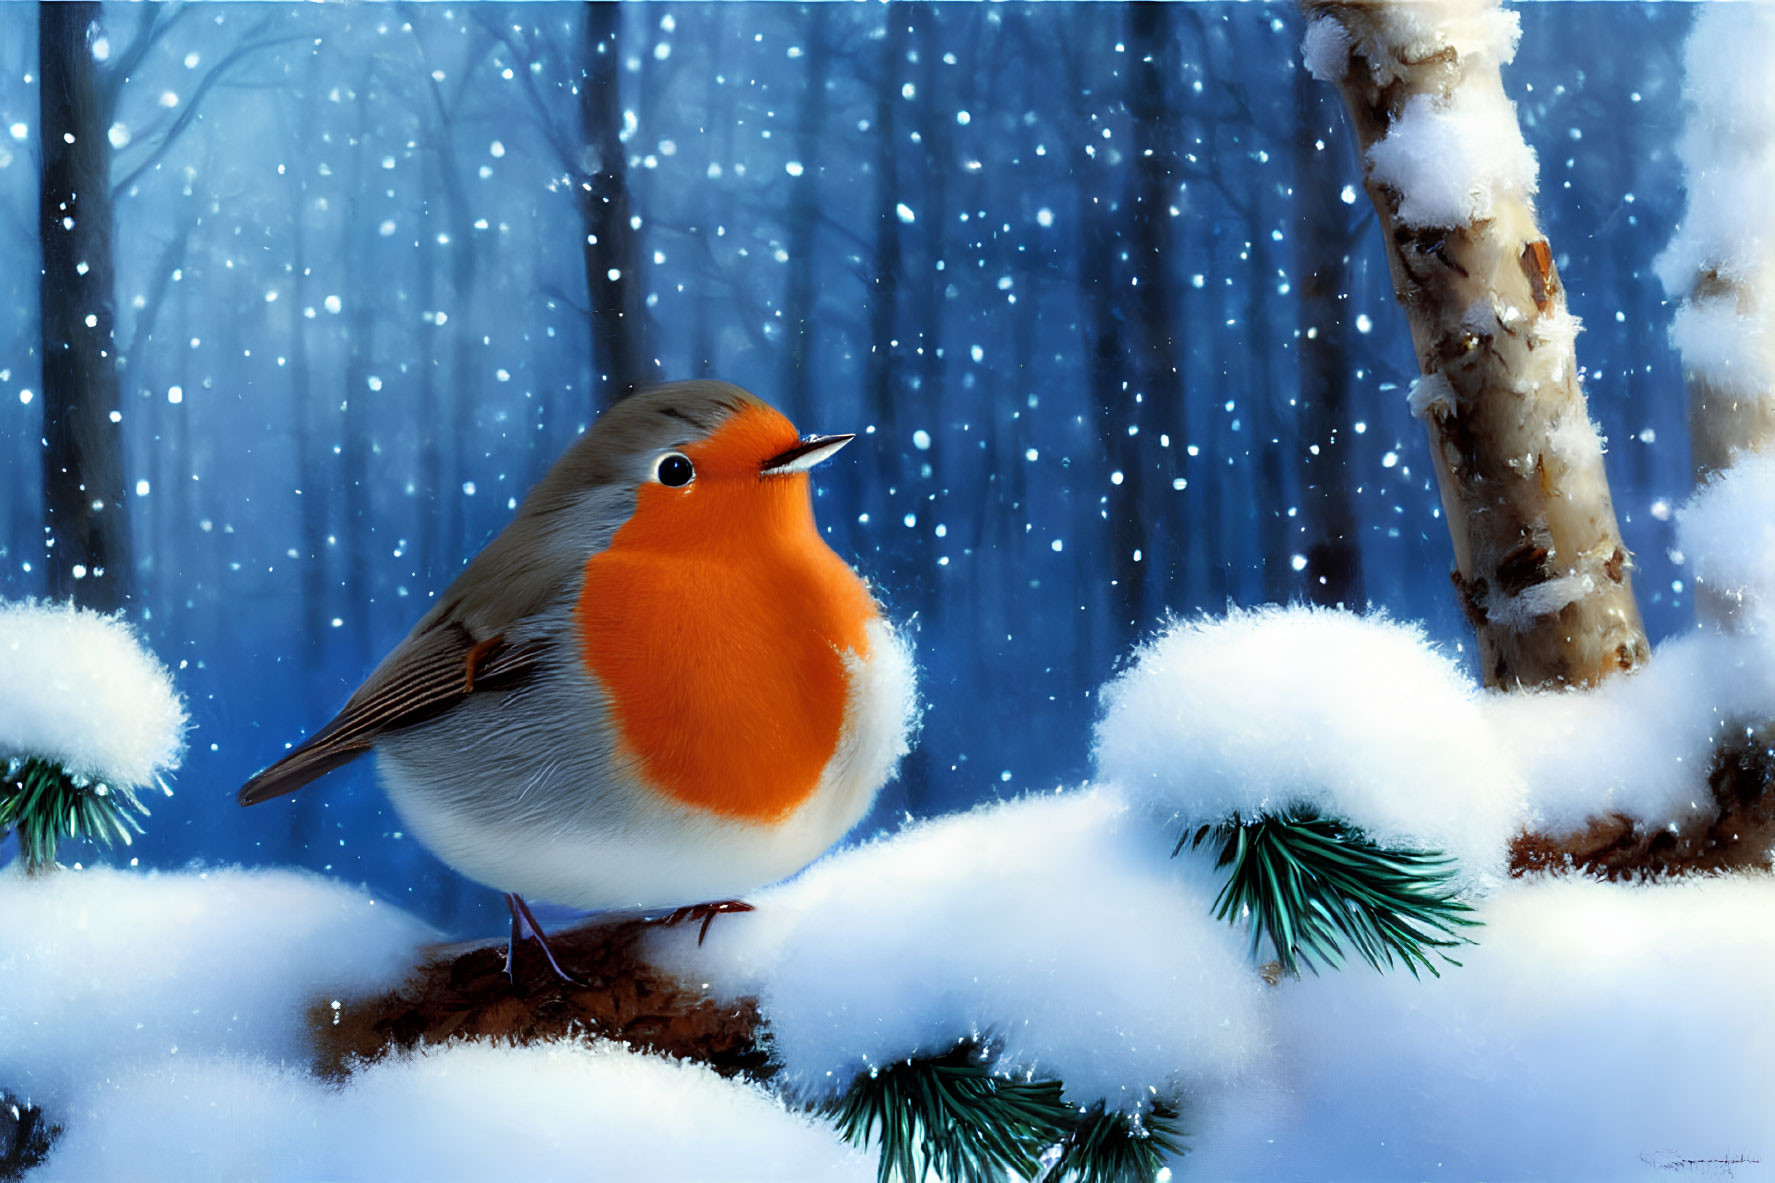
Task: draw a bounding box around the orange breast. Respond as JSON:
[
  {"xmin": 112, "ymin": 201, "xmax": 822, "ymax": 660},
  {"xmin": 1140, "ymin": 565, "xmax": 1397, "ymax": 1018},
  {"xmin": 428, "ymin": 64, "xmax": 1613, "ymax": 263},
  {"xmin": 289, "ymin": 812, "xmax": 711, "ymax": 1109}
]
[{"xmin": 574, "ymin": 418, "xmax": 877, "ymax": 823}]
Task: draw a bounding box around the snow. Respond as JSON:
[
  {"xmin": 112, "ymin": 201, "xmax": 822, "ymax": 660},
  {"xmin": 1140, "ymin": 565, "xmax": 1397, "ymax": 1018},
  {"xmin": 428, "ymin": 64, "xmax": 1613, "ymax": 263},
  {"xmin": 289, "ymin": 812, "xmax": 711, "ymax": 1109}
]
[
  {"xmin": 1668, "ymin": 298, "xmax": 1774, "ymax": 396},
  {"xmin": 39, "ymin": 1041, "xmax": 871, "ymax": 1183},
  {"xmin": 647, "ymin": 786, "xmax": 1269, "ymax": 1114},
  {"xmin": 1313, "ymin": 0, "xmax": 1535, "ymax": 230},
  {"xmin": 1657, "ymin": 5, "xmax": 1775, "ymax": 392},
  {"xmin": 1405, "ymin": 371, "xmax": 1455, "ymax": 420},
  {"xmin": 1366, "ymin": 87, "xmax": 1538, "ymax": 230},
  {"xmin": 1095, "ymin": 595, "xmax": 1775, "ymax": 875},
  {"xmin": 0, "ymin": 600, "xmax": 187, "ymax": 789},
  {"xmin": 1680, "ymin": 453, "xmax": 1775, "ymax": 614},
  {"xmin": 0, "ymin": 865, "xmax": 431, "ymax": 1106},
  {"xmin": 1300, "ymin": 17, "xmax": 1353, "ymax": 85},
  {"xmin": 1096, "ymin": 607, "xmax": 1518, "ymax": 882},
  {"xmin": 1191, "ymin": 875, "xmax": 1775, "ymax": 1180},
  {"xmin": 1366, "ymin": 2, "xmax": 1521, "ymax": 87}
]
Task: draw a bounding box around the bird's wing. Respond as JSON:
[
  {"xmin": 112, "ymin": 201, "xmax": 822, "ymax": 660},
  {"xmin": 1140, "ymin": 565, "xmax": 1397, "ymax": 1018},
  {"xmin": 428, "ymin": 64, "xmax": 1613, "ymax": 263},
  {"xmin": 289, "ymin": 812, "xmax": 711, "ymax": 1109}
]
[{"xmin": 236, "ymin": 617, "xmax": 547, "ymax": 806}]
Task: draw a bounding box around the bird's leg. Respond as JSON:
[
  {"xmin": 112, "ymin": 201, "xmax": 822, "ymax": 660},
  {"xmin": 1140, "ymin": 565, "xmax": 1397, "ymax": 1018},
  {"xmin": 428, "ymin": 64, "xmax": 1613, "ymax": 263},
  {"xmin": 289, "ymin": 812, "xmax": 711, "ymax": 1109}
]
[
  {"xmin": 656, "ymin": 899, "xmax": 757, "ymax": 946},
  {"xmin": 503, "ymin": 893, "xmax": 522, "ymax": 980},
  {"xmin": 503, "ymin": 892, "xmax": 585, "ymax": 985}
]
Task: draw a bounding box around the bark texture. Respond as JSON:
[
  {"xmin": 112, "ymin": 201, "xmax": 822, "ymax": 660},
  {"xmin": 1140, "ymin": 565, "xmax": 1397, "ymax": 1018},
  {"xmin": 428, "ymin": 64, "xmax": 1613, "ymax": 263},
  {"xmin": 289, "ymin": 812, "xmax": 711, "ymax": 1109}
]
[
  {"xmin": 309, "ymin": 916, "xmax": 768, "ymax": 1082},
  {"xmin": 1684, "ymin": 268, "xmax": 1775, "ymax": 481},
  {"xmin": 1305, "ymin": 0, "xmax": 1649, "ymax": 689},
  {"xmin": 39, "ymin": 2, "xmax": 131, "ymax": 612},
  {"xmin": 1510, "ymin": 723, "xmax": 1775, "ymax": 879}
]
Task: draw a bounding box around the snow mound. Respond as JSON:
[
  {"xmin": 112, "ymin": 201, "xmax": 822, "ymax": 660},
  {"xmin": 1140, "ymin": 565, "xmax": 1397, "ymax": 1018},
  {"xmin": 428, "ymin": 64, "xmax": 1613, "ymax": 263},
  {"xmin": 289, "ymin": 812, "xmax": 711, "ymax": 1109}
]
[
  {"xmin": 38, "ymin": 1041, "xmax": 870, "ymax": 1182},
  {"xmin": 648, "ymin": 786, "xmax": 1268, "ymax": 1113},
  {"xmin": 0, "ymin": 865, "xmax": 433, "ymax": 1106},
  {"xmin": 1192, "ymin": 874, "xmax": 1775, "ymax": 1178},
  {"xmin": 1492, "ymin": 628, "xmax": 1775, "ymax": 839},
  {"xmin": 1095, "ymin": 606, "xmax": 1518, "ymax": 881},
  {"xmin": 1096, "ymin": 602, "xmax": 1775, "ymax": 869},
  {"xmin": 0, "ymin": 600, "xmax": 187, "ymax": 789}
]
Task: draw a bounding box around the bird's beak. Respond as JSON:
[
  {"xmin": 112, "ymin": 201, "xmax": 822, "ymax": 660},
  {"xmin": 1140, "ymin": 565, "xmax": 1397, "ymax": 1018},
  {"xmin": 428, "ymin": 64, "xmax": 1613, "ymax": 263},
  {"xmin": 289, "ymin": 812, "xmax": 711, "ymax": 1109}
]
[{"xmin": 761, "ymin": 433, "xmax": 855, "ymax": 476}]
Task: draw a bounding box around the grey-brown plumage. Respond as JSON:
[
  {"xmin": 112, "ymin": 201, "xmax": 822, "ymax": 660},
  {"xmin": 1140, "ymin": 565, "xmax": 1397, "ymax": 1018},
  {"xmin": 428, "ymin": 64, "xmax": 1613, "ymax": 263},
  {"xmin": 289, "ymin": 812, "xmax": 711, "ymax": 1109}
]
[
  {"xmin": 238, "ymin": 381, "xmax": 752, "ymax": 807},
  {"xmin": 238, "ymin": 378, "xmax": 914, "ymax": 917}
]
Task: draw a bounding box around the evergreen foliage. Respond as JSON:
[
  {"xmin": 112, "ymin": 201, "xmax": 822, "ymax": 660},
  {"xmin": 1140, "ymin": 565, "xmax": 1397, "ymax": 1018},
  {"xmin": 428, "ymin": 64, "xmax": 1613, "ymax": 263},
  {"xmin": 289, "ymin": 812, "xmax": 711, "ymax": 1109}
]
[
  {"xmin": 0, "ymin": 755, "xmax": 153, "ymax": 873},
  {"xmin": 0, "ymin": 1092, "xmax": 57, "ymax": 1181},
  {"xmin": 824, "ymin": 1040, "xmax": 1185, "ymax": 1183},
  {"xmin": 1048, "ymin": 1100, "xmax": 1187, "ymax": 1183},
  {"xmin": 1181, "ymin": 808, "xmax": 1479, "ymax": 978}
]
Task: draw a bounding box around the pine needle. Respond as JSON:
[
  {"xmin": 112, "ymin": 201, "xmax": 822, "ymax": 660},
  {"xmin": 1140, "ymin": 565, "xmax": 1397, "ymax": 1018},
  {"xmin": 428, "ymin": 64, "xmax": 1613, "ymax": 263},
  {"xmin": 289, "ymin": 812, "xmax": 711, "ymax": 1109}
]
[
  {"xmin": 0, "ymin": 755, "xmax": 151, "ymax": 873},
  {"xmin": 1180, "ymin": 807, "xmax": 1480, "ymax": 978},
  {"xmin": 824, "ymin": 1041, "xmax": 1186, "ymax": 1183},
  {"xmin": 1048, "ymin": 1100, "xmax": 1188, "ymax": 1183}
]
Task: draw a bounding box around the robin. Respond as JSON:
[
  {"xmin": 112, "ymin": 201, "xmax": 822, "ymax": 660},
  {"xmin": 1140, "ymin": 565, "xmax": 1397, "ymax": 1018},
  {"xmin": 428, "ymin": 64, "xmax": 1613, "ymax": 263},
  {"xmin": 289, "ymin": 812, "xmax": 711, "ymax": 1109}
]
[{"xmin": 239, "ymin": 381, "xmax": 914, "ymax": 978}]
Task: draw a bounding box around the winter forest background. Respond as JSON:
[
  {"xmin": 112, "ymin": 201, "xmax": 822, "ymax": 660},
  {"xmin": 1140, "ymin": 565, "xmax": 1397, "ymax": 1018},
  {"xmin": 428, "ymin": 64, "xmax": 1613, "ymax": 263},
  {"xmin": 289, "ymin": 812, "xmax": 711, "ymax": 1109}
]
[{"xmin": 0, "ymin": 2, "xmax": 1695, "ymax": 935}]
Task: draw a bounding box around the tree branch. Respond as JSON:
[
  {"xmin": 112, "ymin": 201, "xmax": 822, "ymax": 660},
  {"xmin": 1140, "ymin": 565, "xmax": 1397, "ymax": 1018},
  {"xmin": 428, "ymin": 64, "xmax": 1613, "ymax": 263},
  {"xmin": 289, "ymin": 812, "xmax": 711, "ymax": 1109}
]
[
  {"xmin": 309, "ymin": 915, "xmax": 769, "ymax": 1082},
  {"xmin": 112, "ymin": 24, "xmax": 296, "ymax": 199}
]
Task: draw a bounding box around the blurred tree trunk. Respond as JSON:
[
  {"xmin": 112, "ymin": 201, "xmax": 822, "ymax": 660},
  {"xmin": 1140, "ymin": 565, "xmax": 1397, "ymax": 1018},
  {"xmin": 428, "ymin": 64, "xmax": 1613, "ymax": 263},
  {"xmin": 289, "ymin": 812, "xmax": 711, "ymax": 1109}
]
[
  {"xmin": 341, "ymin": 76, "xmax": 377, "ymax": 665},
  {"xmin": 780, "ymin": 6, "xmax": 830, "ymax": 429},
  {"xmin": 866, "ymin": 9, "xmax": 904, "ymax": 486},
  {"xmin": 39, "ymin": 2, "xmax": 131, "ymax": 611},
  {"xmin": 688, "ymin": 11, "xmax": 732, "ymax": 380},
  {"xmin": 1292, "ymin": 62, "xmax": 1364, "ymax": 609},
  {"xmin": 905, "ymin": 4, "xmax": 948, "ymax": 626},
  {"xmin": 579, "ymin": 2, "xmax": 653, "ymax": 407},
  {"xmin": 1304, "ymin": 0, "xmax": 1648, "ymax": 689},
  {"xmin": 1125, "ymin": 3, "xmax": 1187, "ymax": 613}
]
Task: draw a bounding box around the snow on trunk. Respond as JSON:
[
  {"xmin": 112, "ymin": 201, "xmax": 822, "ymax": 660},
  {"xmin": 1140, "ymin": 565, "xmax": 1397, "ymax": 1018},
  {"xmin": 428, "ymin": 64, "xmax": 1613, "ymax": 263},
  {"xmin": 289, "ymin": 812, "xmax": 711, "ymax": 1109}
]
[
  {"xmin": 1656, "ymin": 6, "xmax": 1775, "ymax": 627},
  {"xmin": 1302, "ymin": 0, "xmax": 1649, "ymax": 690}
]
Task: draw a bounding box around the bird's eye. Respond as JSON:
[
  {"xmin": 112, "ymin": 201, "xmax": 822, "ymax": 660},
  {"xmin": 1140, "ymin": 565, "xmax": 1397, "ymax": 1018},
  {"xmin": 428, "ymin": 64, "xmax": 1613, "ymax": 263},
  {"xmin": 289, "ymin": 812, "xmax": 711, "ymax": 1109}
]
[{"xmin": 654, "ymin": 452, "xmax": 695, "ymax": 488}]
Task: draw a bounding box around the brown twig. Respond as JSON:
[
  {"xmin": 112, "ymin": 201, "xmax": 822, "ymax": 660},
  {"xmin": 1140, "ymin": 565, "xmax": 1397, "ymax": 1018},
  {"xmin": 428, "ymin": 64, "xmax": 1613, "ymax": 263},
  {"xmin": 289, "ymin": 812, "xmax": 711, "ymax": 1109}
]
[{"xmin": 309, "ymin": 914, "xmax": 769, "ymax": 1082}]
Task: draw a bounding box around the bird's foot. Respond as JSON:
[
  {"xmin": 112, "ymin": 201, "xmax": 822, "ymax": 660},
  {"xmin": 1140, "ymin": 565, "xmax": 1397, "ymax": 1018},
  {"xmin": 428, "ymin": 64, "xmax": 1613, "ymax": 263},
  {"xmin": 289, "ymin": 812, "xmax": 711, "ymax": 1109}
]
[
  {"xmin": 657, "ymin": 899, "xmax": 756, "ymax": 946},
  {"xmin": 503, "ymin": 892, "xmax": 587, "ymax": 987}
]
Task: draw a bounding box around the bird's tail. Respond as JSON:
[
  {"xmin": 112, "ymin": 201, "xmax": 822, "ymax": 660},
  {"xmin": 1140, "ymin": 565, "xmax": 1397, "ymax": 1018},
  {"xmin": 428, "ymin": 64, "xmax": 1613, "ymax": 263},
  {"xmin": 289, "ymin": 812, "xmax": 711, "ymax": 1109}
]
[{"xmin": 237, "ymin": 733, "xmax": 370, "ymax": 806}]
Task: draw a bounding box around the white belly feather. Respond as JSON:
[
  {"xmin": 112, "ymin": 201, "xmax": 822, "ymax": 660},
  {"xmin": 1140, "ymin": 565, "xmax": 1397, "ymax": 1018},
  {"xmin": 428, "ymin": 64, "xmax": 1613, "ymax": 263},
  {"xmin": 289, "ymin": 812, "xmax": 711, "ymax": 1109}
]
[{"xmin": 376, "ymin": 617, "xmax": 916, "ymax": 912}]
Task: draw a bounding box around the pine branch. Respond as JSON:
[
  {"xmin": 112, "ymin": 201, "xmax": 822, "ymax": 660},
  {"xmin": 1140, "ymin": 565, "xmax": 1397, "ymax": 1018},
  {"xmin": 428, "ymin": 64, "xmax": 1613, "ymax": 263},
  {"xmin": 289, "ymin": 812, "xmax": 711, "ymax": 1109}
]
[
  {"xmin": 824, "ymin": 1041, "xmax": 1186, "ymax": 1183},
  {"xmin": 0, "ymin": 1092, "xmax": 57, "ymax": 1181},
  {"xmin": 1181, "ymin": 808, "xmax": 1479, "ymax": 978},
  {"xmin": 1049, "ymin": 1100, "xmax": 1188, "ymax": 1183},
  {"xmin": 825, "ymin": 1041, "xmax": 1071, "ymax": 1183},
  {"xmin": 0, "ymin": 756, "xmax": 155, "ymax": 873}
]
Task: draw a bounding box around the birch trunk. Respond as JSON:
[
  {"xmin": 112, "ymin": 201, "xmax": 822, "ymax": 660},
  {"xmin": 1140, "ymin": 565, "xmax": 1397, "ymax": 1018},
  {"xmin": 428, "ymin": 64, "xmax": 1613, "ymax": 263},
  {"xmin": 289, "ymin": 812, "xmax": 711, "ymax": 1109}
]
[
  {"xmin": 1302, "ymin": 0, "xmax": 1648, "ymax": 689},
  {"xmin": 1656, "ymin": 6, "xmax": 1775, "ymax": 627}
]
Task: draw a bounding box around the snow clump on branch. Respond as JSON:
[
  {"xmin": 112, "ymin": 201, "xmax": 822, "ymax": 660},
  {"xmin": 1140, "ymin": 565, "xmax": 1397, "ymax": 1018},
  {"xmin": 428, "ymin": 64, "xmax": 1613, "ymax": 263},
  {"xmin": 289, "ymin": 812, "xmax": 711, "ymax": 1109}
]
[
  {"xmin": 1095, "ymin": 594, "xmax": 1775, "ymax": 877},
  {"xmin": 646, "ymin": 786, "xmax": 1269, "ymax": 1113},
  {"xmin": 0, "ymin": 600, "xmax": 187, "ymax": 789},
  {"xmin": 1095, "ymin": 607, "xmax": 1519, "ymax": 882},
  {"xmin": 0, "ymin": 865, "xmax": 433, "ymax": 1106}
]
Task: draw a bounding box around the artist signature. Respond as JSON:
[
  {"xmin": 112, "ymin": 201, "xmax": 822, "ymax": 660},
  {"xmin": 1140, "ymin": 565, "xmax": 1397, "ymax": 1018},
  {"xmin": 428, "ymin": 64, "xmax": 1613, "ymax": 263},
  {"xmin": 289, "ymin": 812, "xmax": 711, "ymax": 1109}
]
[{"xmin": 1640, "ymin": 1150, "xmax": 1761, "ymax": 1178}]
